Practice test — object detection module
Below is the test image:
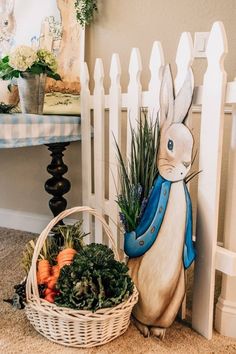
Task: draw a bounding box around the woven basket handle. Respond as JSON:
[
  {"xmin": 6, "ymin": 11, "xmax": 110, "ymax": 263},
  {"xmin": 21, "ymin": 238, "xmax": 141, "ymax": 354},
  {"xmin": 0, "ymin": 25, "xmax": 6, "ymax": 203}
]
[{"xmin": 26, "ymin": 206, "xmax": 120, "ymax": 302}]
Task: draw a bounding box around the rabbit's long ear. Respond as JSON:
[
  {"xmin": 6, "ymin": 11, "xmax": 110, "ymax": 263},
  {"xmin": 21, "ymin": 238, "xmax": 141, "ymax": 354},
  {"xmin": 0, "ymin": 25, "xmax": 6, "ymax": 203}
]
[
  {"xmin": 173, "ymin": 69, "xmax": 194, "ymax": 124},
  {"xmin": 7, "ymin": 0, "xmax": 14, "ymax": 14},
  {"xmin": 159, "ymin": 64, "xmax": 174, "ymax": 128}
]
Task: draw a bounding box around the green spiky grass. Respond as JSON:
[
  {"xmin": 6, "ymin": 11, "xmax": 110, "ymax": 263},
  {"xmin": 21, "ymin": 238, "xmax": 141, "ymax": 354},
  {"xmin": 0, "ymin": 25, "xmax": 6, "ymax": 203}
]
[{"xmin": 116, "ymin": 110, "xmax": 159, "ymax": 232}]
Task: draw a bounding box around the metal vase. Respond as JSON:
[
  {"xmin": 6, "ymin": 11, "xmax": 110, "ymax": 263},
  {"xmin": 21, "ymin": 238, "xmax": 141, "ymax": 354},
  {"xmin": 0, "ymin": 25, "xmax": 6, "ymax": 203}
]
[{"xmin": 17, "ymin": 72, "xmax": 46, "ymax": 114}]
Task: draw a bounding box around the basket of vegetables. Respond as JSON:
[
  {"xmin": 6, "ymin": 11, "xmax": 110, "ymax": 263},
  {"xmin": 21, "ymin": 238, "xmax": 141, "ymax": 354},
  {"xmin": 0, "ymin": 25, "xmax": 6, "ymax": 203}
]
[{"xmin": 25, "ymin": 206, "xmax": 138, "ymax": 348}]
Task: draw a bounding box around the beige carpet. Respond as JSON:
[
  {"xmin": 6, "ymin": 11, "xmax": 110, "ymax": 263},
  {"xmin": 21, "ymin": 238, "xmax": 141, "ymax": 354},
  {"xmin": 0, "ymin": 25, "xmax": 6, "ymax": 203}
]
[{"xmin": 1, "ymin": 227, "xmax": 236, "ymax": 354}]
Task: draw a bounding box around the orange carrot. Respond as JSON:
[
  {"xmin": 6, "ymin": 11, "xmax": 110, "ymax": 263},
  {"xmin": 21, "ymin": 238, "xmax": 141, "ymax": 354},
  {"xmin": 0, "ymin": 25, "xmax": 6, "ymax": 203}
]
[
  {"xmin": 37, "ymin": 259, "xmax": 51, "ymax": 283},
  {"xmin": 44, "ymin": 293, "xmax": 55, "ymax": 303},
  {"xmin": 47, "ymin": 275, "xmax": 58, "ymax": 290},
  {"xmin": 37, "ymin": 271, "xmax": 43, "ymax": 285},
  {"xmin": 57, "ymin": 248, "xmax": 77, "ymax": 269},
  {"xmin": 44, "ymin": 288, "xmax": 54, "ymax": 296},
  {"xmin": 52, "ymin": 264, "xmax": 60, "ymax": 278}
]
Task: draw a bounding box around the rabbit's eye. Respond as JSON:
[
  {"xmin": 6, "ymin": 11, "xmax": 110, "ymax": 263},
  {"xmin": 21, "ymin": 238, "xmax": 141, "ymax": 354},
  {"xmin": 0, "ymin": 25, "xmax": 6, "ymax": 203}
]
[
  {"xmin": 4, "ymin": 20, "xmax": 8, "ymax": 26},
  {"xmin": 167, "ymin": 139, "xmax": 174, "ymax": 151}
]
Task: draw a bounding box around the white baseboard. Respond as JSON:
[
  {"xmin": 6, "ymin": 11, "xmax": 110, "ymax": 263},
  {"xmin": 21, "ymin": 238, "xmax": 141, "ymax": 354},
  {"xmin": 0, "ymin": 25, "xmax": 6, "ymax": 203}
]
[
  {"xmin": 215, "ymin": 296, "xmax": 236, "ymax": 338},
  {"xmin": 0, "ymin": 208, "xmax": 77, "ymax": 234},
  {"xmin": 0, "ymin": 208, "xmax": 52, "ymax": 234}
]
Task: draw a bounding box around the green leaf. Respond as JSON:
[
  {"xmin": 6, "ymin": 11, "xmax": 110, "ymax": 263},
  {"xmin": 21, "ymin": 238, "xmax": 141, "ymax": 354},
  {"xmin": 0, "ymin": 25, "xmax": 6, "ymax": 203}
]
[
  {"xmin": 2, "ymin": 56, "xmax": 9, "ymax": 63},
  {"xmin": 49, "ymin": 72, "xmax": 62, "ymax": 81},
  {"xmin": 28, "ymin": 64, "xmax": 43, "ymax": 75}
]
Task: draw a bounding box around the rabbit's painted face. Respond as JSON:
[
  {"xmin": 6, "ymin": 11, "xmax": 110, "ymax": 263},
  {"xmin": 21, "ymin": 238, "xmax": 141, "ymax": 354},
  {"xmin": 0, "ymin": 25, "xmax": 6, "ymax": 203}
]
[
  {"xmin": 0, "ymin": 14, "xmax": 14, "ymax": 41},
  {"xmin": 158, "ymin": 123, "xmax": 193, "ymax": 182},
  {"xmin": 0, "ymin": 0, "xmax": 15, "ymax": 42}
]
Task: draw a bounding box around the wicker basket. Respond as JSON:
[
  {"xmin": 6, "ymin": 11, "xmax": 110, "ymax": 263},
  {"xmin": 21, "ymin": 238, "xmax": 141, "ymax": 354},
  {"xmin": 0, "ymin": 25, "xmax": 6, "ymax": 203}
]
[{"xmin": 25, "ymin": 206, "xmax": 138, "ymax": 348}]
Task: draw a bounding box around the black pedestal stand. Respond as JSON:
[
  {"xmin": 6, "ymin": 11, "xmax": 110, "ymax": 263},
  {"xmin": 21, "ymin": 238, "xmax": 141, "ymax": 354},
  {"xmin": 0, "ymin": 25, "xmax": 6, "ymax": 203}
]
[{"xmin": 45, "ymin": 142, "xmax": 71, "ymax": 245}]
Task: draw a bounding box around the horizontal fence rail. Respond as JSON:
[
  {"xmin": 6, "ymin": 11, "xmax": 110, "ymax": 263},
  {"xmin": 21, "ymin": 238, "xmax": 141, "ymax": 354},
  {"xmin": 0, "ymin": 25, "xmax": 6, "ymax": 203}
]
[{"xmin": 82, "ymin": 80, "xmax": 236, "ymax": 112}]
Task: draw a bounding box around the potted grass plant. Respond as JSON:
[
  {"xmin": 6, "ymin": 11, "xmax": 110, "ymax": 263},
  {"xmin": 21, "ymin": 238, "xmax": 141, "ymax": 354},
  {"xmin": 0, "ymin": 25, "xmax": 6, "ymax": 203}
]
[{"xmin": 115, "ymin": 111, "xmax": 159, "ymax": 233}]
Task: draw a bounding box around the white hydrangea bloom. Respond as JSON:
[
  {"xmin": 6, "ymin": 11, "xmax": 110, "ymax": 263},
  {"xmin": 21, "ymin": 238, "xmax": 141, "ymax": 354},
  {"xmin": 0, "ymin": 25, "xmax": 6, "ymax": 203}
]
[{"xmin": 9, "ymin": 46, "xmax": 38, "ymax": 71}]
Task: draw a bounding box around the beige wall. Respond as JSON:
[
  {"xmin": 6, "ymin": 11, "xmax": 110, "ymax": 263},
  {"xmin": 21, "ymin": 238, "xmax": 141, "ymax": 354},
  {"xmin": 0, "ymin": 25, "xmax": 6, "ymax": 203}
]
[
  {"xmin": 86, "ymin": 0, "xmax": 236, "ymax": 88},
  {"xmin": 0, "ymin": 1, "xmax": 235, "ymax": 229}
]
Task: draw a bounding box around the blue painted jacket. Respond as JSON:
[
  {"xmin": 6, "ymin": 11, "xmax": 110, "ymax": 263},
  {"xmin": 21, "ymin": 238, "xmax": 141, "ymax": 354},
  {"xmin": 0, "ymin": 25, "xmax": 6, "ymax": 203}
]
[{"xmin": 124, "ymin": 175, "xmax": 196, "ymax": 269}]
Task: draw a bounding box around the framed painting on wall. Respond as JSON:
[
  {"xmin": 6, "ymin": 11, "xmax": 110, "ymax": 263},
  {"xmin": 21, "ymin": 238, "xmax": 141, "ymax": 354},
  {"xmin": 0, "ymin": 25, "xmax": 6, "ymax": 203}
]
[{"xmin": 0, "ymin": 0, "xmax": 84, "ymax": 115}]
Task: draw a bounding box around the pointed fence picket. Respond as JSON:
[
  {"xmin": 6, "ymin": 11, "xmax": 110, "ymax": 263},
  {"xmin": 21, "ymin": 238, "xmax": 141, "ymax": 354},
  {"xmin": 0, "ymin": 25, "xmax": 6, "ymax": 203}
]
[
  {"xmin": 80, "ymin": 62, "xmax": 93, "ymax": 243},
  {"xmin": 93, "ymin": 59, "xmax": 105, "ymax": 244},
  {"xmin": 80, "ymin": 21, "xmax": 236, "ymax": 340},
  {"xmin": 108, "ymin": 53, "xmax": 122, "ymax": 248},
  {"xmin": 192, "ymin": 21, "xmax": 228, "ymax": 339},
  {"xmin": 175, "ymin": 31, "xmax": 194, "ymax": 320},
  {"xmin": 147, "ymin": 41, "xmax": 164, "ymax": 120},
  {"xmin": 126, "ymin": 48, "xmax": 142, "ymax": 158}
]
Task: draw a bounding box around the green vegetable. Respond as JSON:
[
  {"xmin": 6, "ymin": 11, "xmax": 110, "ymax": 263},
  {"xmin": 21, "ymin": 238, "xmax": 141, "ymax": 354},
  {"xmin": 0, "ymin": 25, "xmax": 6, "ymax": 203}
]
[{"xmin": 55, "ymin": 243, "xmax": 134, "ymax": 311}]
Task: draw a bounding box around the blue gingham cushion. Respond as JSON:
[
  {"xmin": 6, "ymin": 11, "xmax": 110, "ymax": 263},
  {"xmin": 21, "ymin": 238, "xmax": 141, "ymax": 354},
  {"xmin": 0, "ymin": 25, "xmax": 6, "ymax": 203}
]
[{"xmin": 0, "ymin": 114, "xmax": 81, "ymax": 148}]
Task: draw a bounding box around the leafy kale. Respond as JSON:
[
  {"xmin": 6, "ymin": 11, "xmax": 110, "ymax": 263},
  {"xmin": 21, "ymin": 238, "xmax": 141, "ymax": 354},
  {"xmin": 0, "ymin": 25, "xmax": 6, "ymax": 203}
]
[{"xmin": 55, "ymin": 243, "xmax": 134, "ymax": 311}]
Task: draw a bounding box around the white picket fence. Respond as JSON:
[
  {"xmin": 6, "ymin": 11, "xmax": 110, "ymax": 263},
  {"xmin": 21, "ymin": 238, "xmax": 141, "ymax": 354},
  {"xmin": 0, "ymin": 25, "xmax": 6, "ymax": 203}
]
[{"xmin": 80, "ymin": 21, "xmax": 236, "ymax": 340}]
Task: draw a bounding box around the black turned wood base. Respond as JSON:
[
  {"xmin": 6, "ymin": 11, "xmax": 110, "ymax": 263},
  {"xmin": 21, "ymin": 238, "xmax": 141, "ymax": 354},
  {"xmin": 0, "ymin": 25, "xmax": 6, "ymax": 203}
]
[{"xmin": 45, "ymin": 142, "xmax": 71, "ymax": 219}]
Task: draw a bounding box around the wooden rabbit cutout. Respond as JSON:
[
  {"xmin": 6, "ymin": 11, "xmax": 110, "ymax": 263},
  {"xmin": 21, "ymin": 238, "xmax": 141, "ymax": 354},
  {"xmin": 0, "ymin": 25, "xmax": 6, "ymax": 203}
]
[
  {"xmin": 126, "ymin": 65, "xmax": 196, "ymax": 339},
  {"xmin": 0, "ymin": 0, "xmax": 19, "ymax": 106},
  {"xmin": 0, "ymin": 0, "xmax": 15, "ymax": 56}
]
